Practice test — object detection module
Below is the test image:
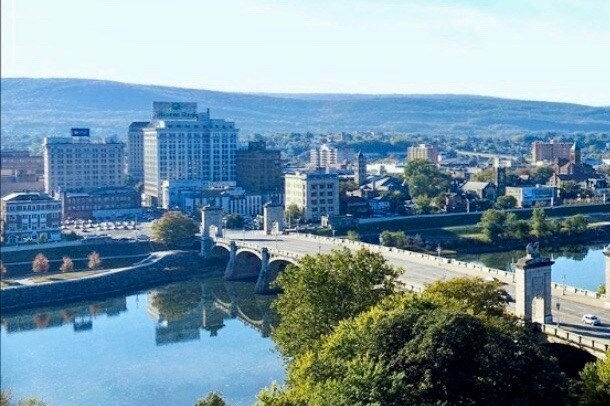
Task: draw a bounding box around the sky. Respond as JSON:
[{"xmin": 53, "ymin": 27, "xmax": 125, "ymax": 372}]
[{"xmin": 2, "ymin": 0, "xmax": 610, "ymax": 106}]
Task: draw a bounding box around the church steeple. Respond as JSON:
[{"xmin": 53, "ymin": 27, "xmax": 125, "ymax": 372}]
[{"xmin": 355, "ymin": 151, "xmax": 367, "ymax": 186}]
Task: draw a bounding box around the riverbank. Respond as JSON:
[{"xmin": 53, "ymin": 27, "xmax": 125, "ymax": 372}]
[{"xmin": 0, "ymin": 250, "xmax": 215, "ymax": 311}]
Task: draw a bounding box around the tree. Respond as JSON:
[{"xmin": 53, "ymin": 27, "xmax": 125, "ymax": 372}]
[
  {"xmin": 530, "ymin": 166, "xmax": 554, "ymax": 185},
  {"xmin": 224, "ymin": 213, "xmax": 244, "ymax": 229},
  {"xmin": 503, "ymin": 212, "xmax": 530, "ymax": 239},
  {"xmin": 422, "ymin": 277, "xmax": 509, "ymax": 317},
  {"xmin": 579, "ymin": 350, "xmax": 610, "ymax": 405},
  {"xmin": 403, "ymin": 159, "xmax": 451, "ymax": 199},
  {"xmin": 413, "ymin": 195, "xmax": 433, "ymax": 214},
  {"xmin": 59, "ymin": 256, "xmax": 74, "ymax": 273},
  {"xmin": 473, "ymin": 169, "xmax": 494, "ymax": 182},
  {"xmin": 478, "ymin": 209, "xmax": 506, "ymax": 241},
  {"xmin": 194, "ymin": 392, "xmax": 227, "ymax": 406},
  {"xmin": 151, "ymin": 211, "xmax": 199, "ymax": 247},
  {"xmin": 32, "ymin": 253, "xmax": 50, "ymax": 273},
  {"xmin": 561, "ymin": 214, "xmax": 588, "ymax": 235},
  {"xmin": 346, "ymin": 230, "xmax": 360, "ymax": 241},
  {"xmin": 495, "ymin": 195, "xmax": 517, "ymax": 210},
  {"xmin": 271, "ymin": 248, "xmax": 401, "ymax": 358},
  {"xmin": 260, "ymin": 293, "xmax": 568, "ymax": 405},
  {"xmin": 87, "ymin": 251, "xmax": 101, "ymax": 270},
  {"xmin": 284, "ymin": 204, "xmax": 302, "ymax": 226},
  {"xmin": 530, "ymin": 208, "xmax": 551, "ymax": 239}
]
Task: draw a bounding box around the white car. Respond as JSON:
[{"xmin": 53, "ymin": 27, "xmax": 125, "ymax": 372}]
[{"xmin": 582, "ymin": 314, "xmax": 601, "ymax": 326}]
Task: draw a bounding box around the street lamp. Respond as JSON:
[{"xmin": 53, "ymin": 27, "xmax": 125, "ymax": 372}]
[{"xmin": 436, "ymin": 244, "xmax": 442, "ymax": 258}]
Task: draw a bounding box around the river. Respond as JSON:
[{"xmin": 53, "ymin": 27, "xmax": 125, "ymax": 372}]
[
  {"xmin": 455, "ymin": 243, "xmax": 608, "ymax": 291},
  {"xmin": 0, "ymin": 277, "xmax": 284, "ymax": 406}
]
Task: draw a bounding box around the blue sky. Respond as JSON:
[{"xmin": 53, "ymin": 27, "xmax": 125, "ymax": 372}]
[{"xmin": 2, "ymin": 0, "xmax": 609, "ymax": 105}]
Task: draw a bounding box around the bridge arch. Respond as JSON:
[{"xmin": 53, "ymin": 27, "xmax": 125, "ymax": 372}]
[
  {"xmin": 208, "ymin": 244, "xmax": 231, "ymax": 262},
  {"xmin": 230, "ymin": 249, "xmax": 263, "ymax": 280},
  {"xmin": 543, "ymin": 343, "xmax": 597, "ymax": 378}
]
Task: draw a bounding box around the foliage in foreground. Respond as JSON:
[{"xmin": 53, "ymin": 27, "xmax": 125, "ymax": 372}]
[
  {"xmin": 194, "ymin": 392, "xmax": 227, "ymax": 406},
  {"xmin": 579, "ymin": 350, "xmax": 610, "ymax": 405},
  {"xmin": 259, "ymin": 291, "xmax": 568, "ymax": 405},
  {"xmin": 271, "ymin": 248, "xmax": 401, "ymax": 358}
]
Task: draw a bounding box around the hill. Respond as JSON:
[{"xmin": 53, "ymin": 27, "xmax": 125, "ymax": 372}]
[{"xmin": 1, "ymin": 78, "xmax": 609, "ymax": 150}]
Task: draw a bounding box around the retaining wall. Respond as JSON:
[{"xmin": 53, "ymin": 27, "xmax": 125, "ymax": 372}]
[{"xmin": 0, "ymin": 251, "xmax": 209, "ymax": 311}]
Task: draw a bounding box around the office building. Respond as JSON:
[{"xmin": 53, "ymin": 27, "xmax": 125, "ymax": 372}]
[
  {"xmin": 127, "ymin": 121, "xmax": 149, "ymax": 182},
  {"xmin": 310, "ymin": 144, "xmax": 343, "ymax": 169},
  {"xmin": 142, "ymin": 102, "xmax": 238, "ymax": 207},
  {"xmin": 407, "ymin": 144, "xmax": 439, "ymax": 163},
  {"xmin": 532, "ymin": 141, "xmax": 575, "ymax": 164},
  {"xmin": 61, "ymin": 187, "xmax": 141, "ymax": 219},
  {"xmin": 0, "ymin": 150, "xmax": 44, "ymax": 196},
  {"xmin": 284, "ymin": 170, "xmax": 340, "ymax": 222},
  {"xmin": 505, "ymin": 185, "xmax": 556, "ymax": 208},
  {"xmin": 43, "ymin": 129, "xmax": 125, "ymax": 196},
  {"xmin": 236, "ymin": 141, "xmax": 282, "ymax": 193},
  {"xmin": 1, "ymin": 192, "xmax": 61, "ymax": 244}
]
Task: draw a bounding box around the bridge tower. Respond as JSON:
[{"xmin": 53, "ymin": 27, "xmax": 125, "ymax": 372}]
[
  {"xmin": 604, "ymin": 245, "xmax": 610, "ymax": 307},
  {"xmin": 515, "ymin": 243, "xmax": 554, "ymax": 324},
  {"xmin": 200, "ymin": 206, "xmax": 223, "ymax": 257},
  {"xmin": 263, "ymin": 202, "xmax": 284, "ymax": 235}
]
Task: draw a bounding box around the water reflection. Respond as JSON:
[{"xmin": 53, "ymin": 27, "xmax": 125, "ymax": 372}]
[
  {"xmin": 146, "ymin": 279, "xmax": 277, "ymax": 345},
  {"xmin": 2, "ymin": 296, "xmax": 128, "ymax": 333},
  {"xmin": 1, "ymin": 277, "xmax": 278, "ymax": 345}
]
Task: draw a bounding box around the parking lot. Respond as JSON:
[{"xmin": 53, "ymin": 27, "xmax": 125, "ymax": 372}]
[{"xmin": 63, "ymin": 218, "xmax": 155, "ymax": 241}]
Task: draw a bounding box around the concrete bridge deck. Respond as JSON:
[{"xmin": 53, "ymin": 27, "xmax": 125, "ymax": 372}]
[{"xmin": 216, "ymin": 230, "xmax": 610, "ymax": 355}]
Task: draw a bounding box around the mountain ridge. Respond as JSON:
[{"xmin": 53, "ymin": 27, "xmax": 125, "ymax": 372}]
[{"xmin": 1, "ymin": 78, "xmax": 609, "ymax": 150}]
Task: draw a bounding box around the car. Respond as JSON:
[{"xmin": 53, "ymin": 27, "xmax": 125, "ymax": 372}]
[{"xmin": 582, "ymin": 314, "xmax": 601, "ymax": 326}]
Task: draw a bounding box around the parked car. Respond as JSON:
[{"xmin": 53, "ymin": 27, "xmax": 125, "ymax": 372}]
[{"xmin": 582, "ymin": 314, "xmax": 601, "ymax": 326}]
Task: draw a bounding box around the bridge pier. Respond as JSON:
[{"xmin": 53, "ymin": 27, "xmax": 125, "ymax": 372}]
[
  {"xmin": 200, "ymin": 206, "xmax": 223, "ymax": 258},
  {"xmin": 254, "ymin": 248, "xmax": 272, "ymax": 294}
]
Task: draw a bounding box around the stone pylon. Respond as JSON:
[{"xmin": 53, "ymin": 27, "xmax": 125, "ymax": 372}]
[{"xmin": 515, "ymin": 243, "xmax": 554, "ymax": 324}]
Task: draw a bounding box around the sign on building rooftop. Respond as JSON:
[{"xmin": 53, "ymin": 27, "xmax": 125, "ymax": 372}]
[
  {"xmin": 152, "ymin": 102, "xmax": 198, "ymax": 120},
  {"xmin": 71, "ymin": 128, "xmax": 90, "ymax": 137}
]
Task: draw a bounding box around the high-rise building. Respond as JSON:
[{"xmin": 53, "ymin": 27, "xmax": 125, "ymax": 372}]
[
  {"xmin": 43, "ymin": 129, "xmax": 125, "ymax": 196},
  {"xmin": 354, "ymin": 151, "xmax": 367, "ymax": 186},
  {"xmin": 284, "ymin": 170, "xmax": 339, "ymax": 222},
  {"xmin": 236, "ymin": 141, "xmax": 282, "ymax": 193},
  {"xmin": 407, "ymin": 144, "xmax": 439, "ymax": 163},
  {"xmin": 127, "ymin": 121, "xmax": 149, "ymax": 182},
  {"xmin": 532, "ymin": 141, "xmax": 574, "ymax": 163},
  {"xmin": 310, "ymin": 144, "xmax": 343, "ymax": 169},
  {"xmin": 1, "ymin": 192, "xmax": 62, "ymax": 244},
  {"xmin": 142, "ymin": 102, "xmax": 238, "ymax": 207}
]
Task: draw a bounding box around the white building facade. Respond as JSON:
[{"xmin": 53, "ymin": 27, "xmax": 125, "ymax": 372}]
[
  {"xmin": 143, "ymin": 102, "xmax": 238, "ymax": 208},
  {"xmin": 285, "ymin": 171, "xmax": 340, "ymax": 222},
  {"xmin": 1, "ymin": 192, "xmax": 62, "ymax": 245}
]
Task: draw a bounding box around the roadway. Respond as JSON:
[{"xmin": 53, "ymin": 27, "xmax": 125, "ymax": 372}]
[{"xmin": 223, "ymin": 229, "xmax": 610, "ymax": 341}]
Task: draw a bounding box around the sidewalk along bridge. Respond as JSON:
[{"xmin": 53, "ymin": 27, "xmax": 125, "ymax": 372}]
[{"xmin": 200, "ymin": 206, "xmax": 610, "ymax": 358}]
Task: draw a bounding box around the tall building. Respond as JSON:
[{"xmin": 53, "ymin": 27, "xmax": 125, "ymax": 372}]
[
  {"xmin": 407, "ymin": 144, "xmax": 439, "ymax": 163},
  {"xmin": 284, "ymin": 170, "xmax": 339, "ymax": 222},
  {"xmin": 1, "ymin": 192, "xmax": 62, "ymax": 244},
  {"xmin": 143, "ymin": 102, "xmax": 238, "ymax": 207},
  {"xmin": 310, "ymin": 144, "xmax": 343, "ymax": 169},
  {"xmin": 532, "ymin": 140, "xmax": 574, "ymax": 163},
  {"xmin": 127, "ymin": 121, "xmax": 149, "ymax": 182},
  {"xmin": 43, "ymin": 129, "xmax": 125, "ymax": 196},
  {"xmin": 0, "ymin": 150, "xmax": 44, "ymax": 196},
  {"xmin": 236, "ymin": 141, "xmax": 282, "ymax": 193},
  {"xmin": 354, "ymin": 151, "xmax": 367, "ymax": 186}
]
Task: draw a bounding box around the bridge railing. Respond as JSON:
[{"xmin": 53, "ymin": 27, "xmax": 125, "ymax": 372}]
[
  {"xmin": 288, "ymin": 233, "xmax": 605, "ymax": 301},
  {"xmin": 539, "ymin": 324, "xmax": 610, "ymax": 354}
]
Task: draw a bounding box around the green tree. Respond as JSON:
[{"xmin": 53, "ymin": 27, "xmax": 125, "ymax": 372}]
[
  {"xmin": 530, "ymin": 166, "xmax": 555, "ymax": 185},
  {"xmin": 271, "ymin": 248, "xmax": 401, "ymax": 358},
  {"xmin": 225, "ymin": 213, "xmax": 244, "ymax": 229},
  {"xmin": 473, "ymin": 169, "xmax": 494, "ymax": 182},
  {"xmin": 579, "ymin": 350, "xmax": 610, "ymax": 405},
  {"xmin": 478, "ymin": 209, "xmax": 506, "ymax": 241},
  {"xmin": 422, "ymin": 277, "xmax": 509, "ymax": 317},
  {"xmin": 495, "ymin": 195, "xmax": 517, "ymax": 210},
  {"xmin": 194, "ymin": 392, "xmax": 227, "ymax": 406},
  {"xmin": 59, "ymin": 256, "xmax": 74, "ymax": 273},
  {"xmin": 260, "ymin": 293, "xmax": 567, "ymax": 405},
  {"xmin": 32, "ymin": 253, "xmax": 50, "ymax": 273},
  {"xmin": 151, "ymin": 211, "xmax": 199, "ymax": 247},
  {"xmin": 561, "ymin": 214, "xmax": 588, "ymax": 235},
  {"xmin": 284, "ymin": 204, "xmax": 302, "ymax": 226},
  {"xmin": 530, "ymin": 208, "xmax": 552, "ymax": 239},
  {"xmin": 403, "ymin": 159, "xmax": 451, "ymax": 199},
  {"xmin": 503, "ymin": 212, "xmax": 530, "ymax": 239},
  {"xmin": 413, "ymin": 195, "xmax": 433, "ymax": 214},
  {"xmin": 346, "ymin": 230, "xmax": 360, "ymax": 241}
]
